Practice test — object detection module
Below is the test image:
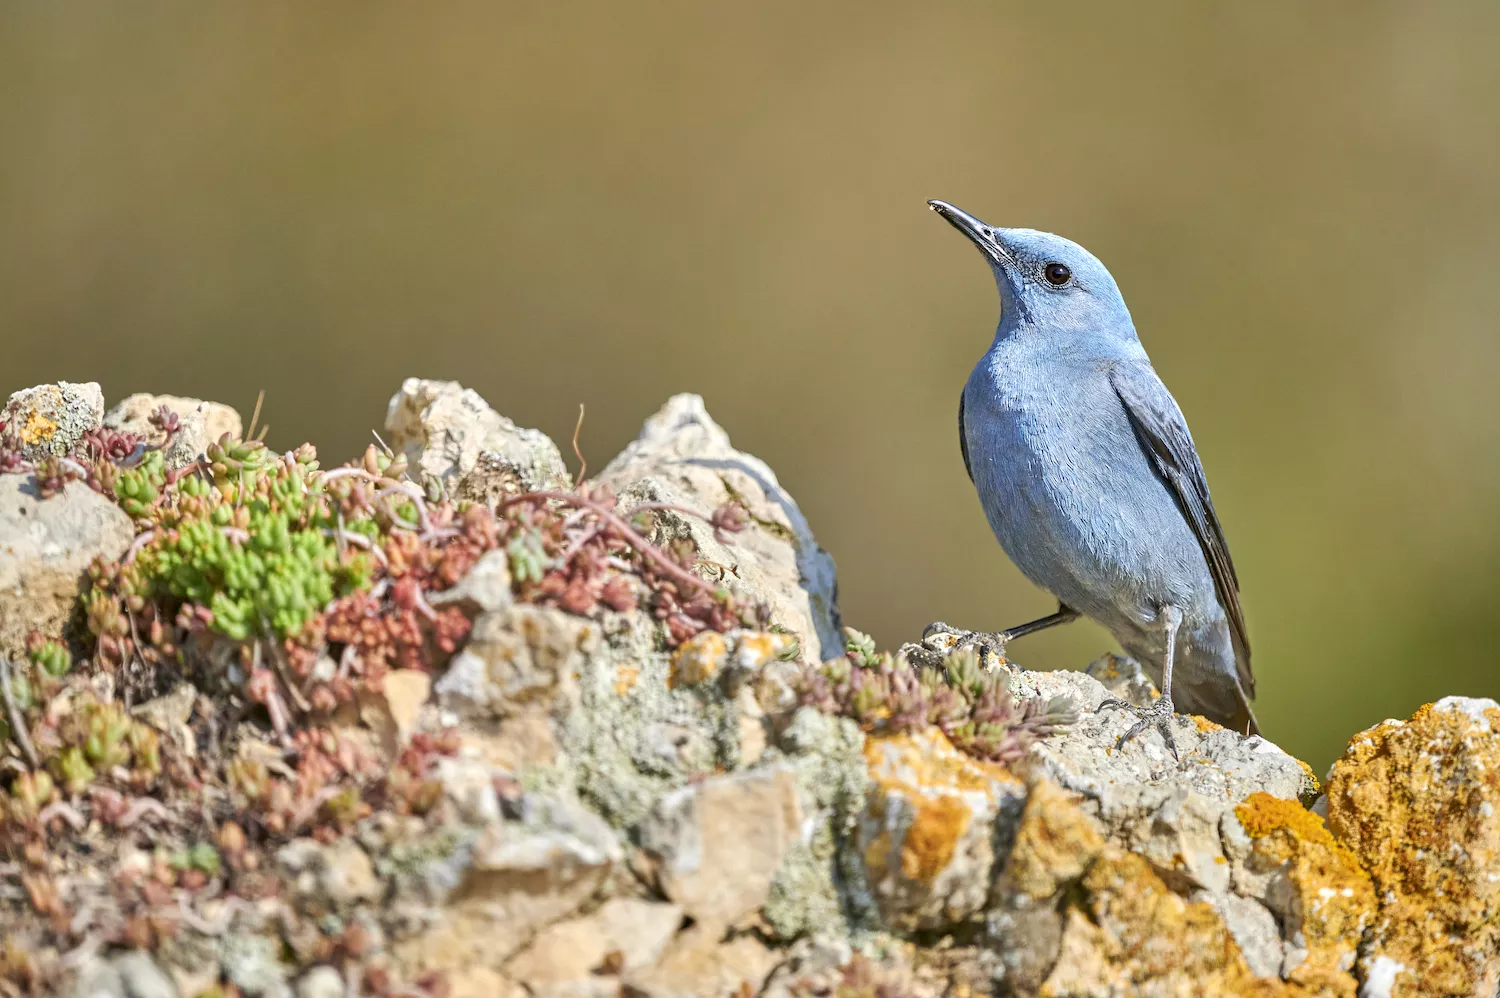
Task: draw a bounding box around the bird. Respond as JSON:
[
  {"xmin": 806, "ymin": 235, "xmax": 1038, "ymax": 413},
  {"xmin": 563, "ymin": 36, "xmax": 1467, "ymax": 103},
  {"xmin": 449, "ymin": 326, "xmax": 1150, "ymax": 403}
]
[{"xmin": 924, "ymin": 199, "xmax": 1257, "ymax": 755}]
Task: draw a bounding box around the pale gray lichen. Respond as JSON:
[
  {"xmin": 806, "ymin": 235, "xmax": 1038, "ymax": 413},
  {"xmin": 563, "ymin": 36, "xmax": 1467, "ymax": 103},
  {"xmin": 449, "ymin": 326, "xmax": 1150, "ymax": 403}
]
[
  {"xmin": 560, "ymin": 614, "xmax": 739, "ymax": 831},
  {"xmin": 763, "ymin": 707, "xmax": 876, "ymax": 940}
]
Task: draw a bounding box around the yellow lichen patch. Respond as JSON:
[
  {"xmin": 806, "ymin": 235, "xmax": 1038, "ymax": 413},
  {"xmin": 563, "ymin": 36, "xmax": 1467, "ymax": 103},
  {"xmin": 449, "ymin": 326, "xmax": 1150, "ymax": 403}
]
[
  {"xmin": 859, "ymin": 728, "xmax": 1023, "ymax": 928},
  {"xmin": 1003, "ymin": 779, "xmax": 1104, "ymax": 900},
  {"xmin": 1193, "ymin": 714, "xmax": 1224, "ymax": 733},
  {"xmin": 728, "ymin": 630, "xmax": 796, "ymax": 670},
  {"xmin": 19, "ymin": 409, "xmax": 58, "ymax": 445},
  {"xmin": 1324, "ymin": 697, "xmax": 1500, "ymax": 998},
  {"xmin": 900, "ymin": 794, "xmax": 971, "ymax": 882},
  {"xmin": 1236, "ymin": 792, "xmax": 1335, "ymax": 845},
  {"xmin": 613, "ymin": 663, "xmax": 639, "ymax": 696},
  {"xmin": 668, "ymin": 631, "xmax": 726, "ymax": 688},
  {"xmin": 1235, "ymin": 792, "xmax": 1370, "ymax": 996},
  {"xmin": 864, "ymin": 728, "xmax": 1019, "ymax": 797},
  {"xmin": 1296, "ymin": 758, "xmax": 1321, "ymax": 796},
  {"xmin": 1041, "ymin": 845, "xmax": 1306, "ymax": 998}
]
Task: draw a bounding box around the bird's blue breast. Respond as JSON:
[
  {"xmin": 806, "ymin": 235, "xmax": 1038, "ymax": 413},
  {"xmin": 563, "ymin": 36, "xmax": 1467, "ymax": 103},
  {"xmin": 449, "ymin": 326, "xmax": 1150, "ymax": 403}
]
[{"xmin": 961, "ymin": 343, "xmax": 1215, "ymax": 635}]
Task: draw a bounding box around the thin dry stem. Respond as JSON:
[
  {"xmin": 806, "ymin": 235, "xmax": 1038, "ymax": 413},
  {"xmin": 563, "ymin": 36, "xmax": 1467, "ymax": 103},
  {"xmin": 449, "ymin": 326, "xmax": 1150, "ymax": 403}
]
[{"xmin": 0, "ymin": 660, "xmax": 38, "ymax": 769}]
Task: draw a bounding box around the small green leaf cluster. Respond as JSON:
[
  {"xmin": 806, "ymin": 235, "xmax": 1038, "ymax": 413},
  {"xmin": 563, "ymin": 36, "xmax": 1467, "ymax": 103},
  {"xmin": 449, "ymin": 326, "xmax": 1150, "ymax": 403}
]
[{"xmin": 96, "ymin": 442, "xmax": 376, "ymax": 642}]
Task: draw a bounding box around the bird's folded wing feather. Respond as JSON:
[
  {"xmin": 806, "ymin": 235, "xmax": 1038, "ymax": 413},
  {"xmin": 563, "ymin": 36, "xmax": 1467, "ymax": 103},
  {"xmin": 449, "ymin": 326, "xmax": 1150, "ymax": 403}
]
[
  {"xmin": 1109, "ymin": 363, "xmax": 1254, "ymax": 697},
  {"xmin": 958, "ymin": 391, "xmax": 973, "ymax": 483}
]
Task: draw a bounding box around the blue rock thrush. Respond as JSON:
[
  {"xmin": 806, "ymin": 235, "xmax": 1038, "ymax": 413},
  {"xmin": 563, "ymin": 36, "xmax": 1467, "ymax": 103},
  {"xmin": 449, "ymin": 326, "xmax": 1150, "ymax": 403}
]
[{"xmin": 924, "ymin": 200, "xmax": 1258, "ymax": 755}]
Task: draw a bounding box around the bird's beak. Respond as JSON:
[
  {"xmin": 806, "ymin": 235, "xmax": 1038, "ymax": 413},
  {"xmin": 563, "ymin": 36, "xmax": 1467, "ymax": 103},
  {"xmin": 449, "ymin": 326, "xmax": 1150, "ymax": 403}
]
[{"xmin": 928, "ymin": 199, "xmax": 1011, "ymax": 265}]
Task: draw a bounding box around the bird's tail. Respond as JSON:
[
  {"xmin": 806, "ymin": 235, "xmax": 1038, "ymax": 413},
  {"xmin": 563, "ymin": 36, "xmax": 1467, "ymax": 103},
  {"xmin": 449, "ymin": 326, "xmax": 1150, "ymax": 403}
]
[{"xmin": 1230, "ymin": 682, "xmax": 1261, "ymax": 738}]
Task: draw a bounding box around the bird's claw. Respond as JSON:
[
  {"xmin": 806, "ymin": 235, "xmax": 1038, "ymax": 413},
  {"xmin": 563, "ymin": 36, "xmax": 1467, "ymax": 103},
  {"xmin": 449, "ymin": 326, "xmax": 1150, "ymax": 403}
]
[{"xmin": 1098, "ymin": 695, "xmax": 1179, "ymax": 761}]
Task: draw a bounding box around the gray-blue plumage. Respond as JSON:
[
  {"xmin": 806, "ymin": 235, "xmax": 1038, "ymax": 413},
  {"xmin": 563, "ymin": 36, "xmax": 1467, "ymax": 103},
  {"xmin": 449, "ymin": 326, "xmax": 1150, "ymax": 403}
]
[{"xmin": 931, "ymin": 200, "xmax": 1257, "ymax": 740}]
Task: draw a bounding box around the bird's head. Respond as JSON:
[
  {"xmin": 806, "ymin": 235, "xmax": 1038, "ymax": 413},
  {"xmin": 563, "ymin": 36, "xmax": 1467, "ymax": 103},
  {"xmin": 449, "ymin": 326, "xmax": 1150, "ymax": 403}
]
[{"xmin": 928, "ymin": 200, "xmax": 1137, "ymax": 344}]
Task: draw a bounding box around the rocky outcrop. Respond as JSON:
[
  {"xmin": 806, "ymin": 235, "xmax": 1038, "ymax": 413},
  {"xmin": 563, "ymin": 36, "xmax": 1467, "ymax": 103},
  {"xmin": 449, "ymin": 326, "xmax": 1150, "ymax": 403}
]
[
  {"xmin": 3, "ymin": 381, "xmax": 104, "ymax": 462},
  {"xmin": 103, "ymin": 393, "xmax": 243, "ymax": 470},
  {"xmin": 0, "ymin": 379, "xmax": 1492, "ymax": 998},
  {"xmin": 0, "ymin": 476, "xmax": 133, "ymax": 659}
]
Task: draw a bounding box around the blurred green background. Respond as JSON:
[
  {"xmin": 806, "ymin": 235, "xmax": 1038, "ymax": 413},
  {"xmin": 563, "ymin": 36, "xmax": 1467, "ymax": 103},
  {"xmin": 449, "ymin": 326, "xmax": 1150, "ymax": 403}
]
[{"xmin": 3, "ymin": 3, "xmax": 1497, "ymax": 771}]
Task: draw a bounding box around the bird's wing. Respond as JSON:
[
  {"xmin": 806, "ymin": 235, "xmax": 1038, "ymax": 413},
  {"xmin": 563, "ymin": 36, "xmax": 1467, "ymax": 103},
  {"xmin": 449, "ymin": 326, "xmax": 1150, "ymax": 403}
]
[
  {"xmin": 1109, "ymin": 363, "xmax": 1253, "ymax": 698},
  {"xmin": 958, "ymin": 390, "xmax": 973, "ymax": 483}
]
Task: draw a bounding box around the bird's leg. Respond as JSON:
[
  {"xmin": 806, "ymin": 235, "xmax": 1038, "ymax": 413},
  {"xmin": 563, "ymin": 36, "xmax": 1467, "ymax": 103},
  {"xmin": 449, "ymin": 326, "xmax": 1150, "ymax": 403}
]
[
  {"xmin": 1097, "ymin": 605, "xmax": 1183, "ymax": 760},
  {"xmin": 922, "ymin": 604, "xmax": 1080, "ymax": 662}
]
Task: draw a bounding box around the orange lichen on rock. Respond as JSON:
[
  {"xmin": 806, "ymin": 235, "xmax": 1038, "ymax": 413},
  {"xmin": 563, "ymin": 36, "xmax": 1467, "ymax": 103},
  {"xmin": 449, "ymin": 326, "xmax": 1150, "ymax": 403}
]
[
  {"xmin": 1027, "ymin": 782, "xmax": 1311, "ymax": 997},
  {"xmin": 613, "ymin": 663, "xmax": 640, "ymax": 696},
  {"xmin": 858, "ymin": 728, "xmax": 1024, "ymax": 929},
  {"xmin": 668, "ymin": 631, "xmax": 726, "ymax": 688},
  {"xmin": 1295, "ymin": 758, "xmax": 1320, "ymax": 796},
  {"xmin": 1004, "ymin": 779, "xmax": 1104, "ymax": 900},
  {"xmin": 19, "ymin": 409, "xmax": 58, "ymax": 445},
  {"xmin": 1323, "ymin": 697, "xmax": 1500, "ymax": 998},
  {"xmin": 899, "ymin": 794, "xmax": 971, "ymax": 882},
  {"xmin": 1234, "ymin": 792, "xmax": 1370, "ymax": 997}
]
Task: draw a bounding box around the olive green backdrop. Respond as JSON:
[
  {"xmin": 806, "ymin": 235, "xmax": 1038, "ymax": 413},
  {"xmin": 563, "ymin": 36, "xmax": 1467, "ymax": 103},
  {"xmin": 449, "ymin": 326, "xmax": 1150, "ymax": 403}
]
[{"xmin": 4, "ymin": 3, "xmax": 1497, "ymax": 770}]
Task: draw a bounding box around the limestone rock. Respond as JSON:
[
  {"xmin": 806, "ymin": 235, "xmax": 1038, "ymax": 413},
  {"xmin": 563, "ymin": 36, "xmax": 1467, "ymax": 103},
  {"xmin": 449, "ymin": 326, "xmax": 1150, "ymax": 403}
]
[
  {"xmin": 279, "ymin": 837, "xmax": 384, "ymax": 912},
  {"xmin": 384, "ymin": 378, "xmax": 569, "ymax": 493},
  {"xmin": 505, "ymin": 898, "xmax": 684, "ymax": 987},
  {"xmin": 1230, "ymin": 792, "xmax": 1371, "ymax": 993},
  {"xmin": 434, "ymin": 604, "xmax": 595, "ymax": 719},
  {"xmin": 68, "ymin": 959, "xmax": 124, "ymax": 998},
  {"xmin": 994, "ymin": 780, "xmax": 1286, "ymax": 998},
  {"xmin": 856, "ymin": 727, "xmax": 1026, "ymax": 931},
  {"xmin": 221, "ymin": 932, "xmax": 291, "ymax": 997},
  {"xmin": 622, "ymin": 926, "xmax": 779, "ymax": 998},
  {"xmin": 392, "ymin": 791, "xmax": 623, "ymax": 978},
  {"xmin": 597, "ymin": 394, "xmax": 841, "ymax": 662},
  {"xmin": 359, "ymin": 668, "xmax": 432, "ymax": 757},
  {"xmin": 3, "ymin": 381, "xmax": 104, "ymax": 461},
  {"xmin": 428, "ymin": 548, "xmax": 513, "ymax": 616},
  {"xmin": 111, "ymin": 952, "xmax": 180, "ymax": 998},
  {"xmin": 104, "ymin": 393, "xmax": 243, "ymax": 469},
  {"xmin": 639, "ymin": 766, "xmax": 802, "ymax": 932},
  {"xmin": 294, "ymin": 966, "xmax": 344, "ymax": 998},
  {"xmin": 0, "ymin": 476, "xmax": 134, "ymax": 657},
  {"xmin": 1325, "ymin": 697, "xmax": 1500, "ymax": 998}
]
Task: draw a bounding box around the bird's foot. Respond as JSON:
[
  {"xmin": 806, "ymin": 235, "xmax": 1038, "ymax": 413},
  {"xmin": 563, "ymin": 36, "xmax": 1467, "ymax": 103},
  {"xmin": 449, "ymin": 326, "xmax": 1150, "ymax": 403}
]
[
  {"xmin": 1098, "ymin": 694, "xmax": 1179, "ymax": 761},
  {"xmin": 917, "ymin": 622, "xmax": 1008, "ymax": 671}
]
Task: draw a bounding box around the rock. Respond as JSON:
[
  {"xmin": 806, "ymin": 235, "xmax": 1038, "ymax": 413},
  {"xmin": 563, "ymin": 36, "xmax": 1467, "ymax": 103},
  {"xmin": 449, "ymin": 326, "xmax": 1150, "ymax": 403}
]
[
  {"xmin": 1325, "ymin": 697, "xmax": 1500, "ymax": 998},
  {"xmin": 596, "ymin": 394, "xmax": 841, "ymax": 662},
  {"xmin": 668, "ymin": 628, "xmax": 798, "ymax": 692},
  {"xmin": 392, "ymin": 792, "xmax": 623, "ymax": 978},
  {"xmin": 132, "ymin": 682, "xmax": 200, "ymax": 759},
  {"xmin": 762, "ymin": 707, "xmax": 869, "ymax": 941},
  {"xmin": 220, "ymin": 932, "xmax": 291, "ymax": 997},
  {"xmin": 1083, "ymin": 651, "xmax": 1158, "ymax": 708},
  {"xmin": 622, "ymin": 926, "xmax": 779, "ymax": 998},
  {"xmin": 435, "ymin": 604, "xmax": 595, "ymax": 718},
  {"xmin": 111, "ymin": 952, "xmax": 180, "ymax": 998},
  {"xmin": 1231, "ymin": 792, "xmax": 1371, "ymax": 992},
  {"xmin": 856, "ymin": 727, "xmax": 1026, "ymax": 931},
  {"xmin": 1197, "ymin": 889, "xmax": 1286, "ymax": 980},
  {"xmin": 429, "ymin": 548, "xmax": 514, "ymax": 615},
  {"xmin": 505, "ymin": 898, "xmax": 684, "ymax": 985},
  {"xmin": 3, "ymin": 381, "xmax": 104, "ymax": 461},
  {"xmin": 103, "ymin": 393, "xmax": 243, "ymax": 469},
  {"xmin": 278, "ymin": 838, "xmax": 384, "ymax": 911},
  {"xmin": 0, "ymin": 475, "xmax": 134, "ymax": 657},
  {"xmin": 639, "ymin": 767, "xmax": 801, "ymax": 932},
  {"xmin": 294, "ymin": 966, "xmax": 344, "ymax": 998},
  {"xmin": 993, "ymin": 779, "xmax": 1278, "ymax": 997},
  {"xmin": 384, "ymin": 378, "xmax": 569, "ymax": 493},
  {"xmin": 69, "ymin": 959, "xmax": 125, "ymax": 998},
  {"xmin": 360, "ymin": 668, "xmax": 432, "ymax": 756}
]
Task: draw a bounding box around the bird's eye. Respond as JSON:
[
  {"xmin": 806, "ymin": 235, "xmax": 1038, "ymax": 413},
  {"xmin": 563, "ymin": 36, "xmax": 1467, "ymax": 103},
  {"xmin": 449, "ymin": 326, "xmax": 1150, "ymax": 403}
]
[{"xmin": 1044, "ymin": 262, "xmax": 1072, "ymax": 286}]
